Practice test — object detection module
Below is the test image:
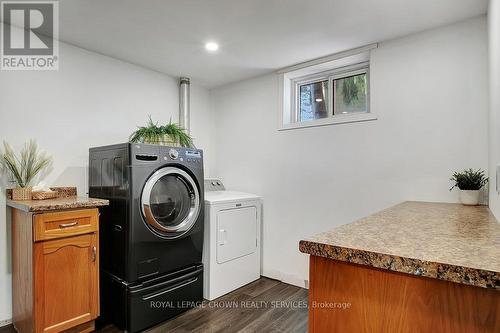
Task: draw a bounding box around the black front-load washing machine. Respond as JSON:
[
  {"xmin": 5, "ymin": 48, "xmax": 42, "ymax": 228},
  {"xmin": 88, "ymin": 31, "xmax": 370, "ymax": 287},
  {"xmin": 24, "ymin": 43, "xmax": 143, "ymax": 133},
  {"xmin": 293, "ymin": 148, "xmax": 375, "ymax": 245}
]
[{"xmin": 89, "ymin": 143, "xmax": 204, "ymax": 333}]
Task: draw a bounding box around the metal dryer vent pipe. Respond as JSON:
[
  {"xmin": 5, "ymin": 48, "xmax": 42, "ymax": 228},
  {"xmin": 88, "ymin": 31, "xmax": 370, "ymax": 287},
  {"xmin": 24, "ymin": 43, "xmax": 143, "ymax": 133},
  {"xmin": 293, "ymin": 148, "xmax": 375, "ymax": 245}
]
[{"xmin": 179, "ymin": 77, "xmax": 190, "ymax": 134}]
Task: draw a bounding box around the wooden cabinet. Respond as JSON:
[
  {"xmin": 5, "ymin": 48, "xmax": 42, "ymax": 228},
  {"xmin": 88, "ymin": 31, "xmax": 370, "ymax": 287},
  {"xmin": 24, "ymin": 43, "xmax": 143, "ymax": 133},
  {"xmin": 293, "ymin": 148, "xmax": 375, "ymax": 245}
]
[
  {"xmin": 11, "ymin": 208, "xmax": 100, "ymax": 333},
  {"xmin": 34, "ymin": 233, "xmax": 98, "ymax": 333},
  {"xmin": 308, "ymin": 256, "xmax": 500, "ymax": 333}
]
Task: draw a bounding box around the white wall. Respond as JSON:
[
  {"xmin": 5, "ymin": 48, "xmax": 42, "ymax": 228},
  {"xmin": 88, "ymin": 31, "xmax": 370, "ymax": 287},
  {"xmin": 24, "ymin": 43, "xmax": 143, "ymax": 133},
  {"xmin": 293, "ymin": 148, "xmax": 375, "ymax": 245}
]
[
  {"xmin": 0, "ymin": 36, "xmax": 212, "ymax": 321},
  {"xmin": 489, "ymin": 0, "xmax": 500, "ymax": 219},
  {"xmin": 209, "ymin": 17, "xmax": 489, "ymax": 287}
]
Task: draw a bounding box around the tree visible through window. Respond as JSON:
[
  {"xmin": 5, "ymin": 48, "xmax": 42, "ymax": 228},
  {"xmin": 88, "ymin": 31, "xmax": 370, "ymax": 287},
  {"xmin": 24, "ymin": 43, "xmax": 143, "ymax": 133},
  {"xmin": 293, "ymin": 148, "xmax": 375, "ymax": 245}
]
[
  {"xmin": 299, "ymin": 80, "xmax": 328, "ymax": 121},
  {"xmin": 295, "ymin": 65, "xmax": 369, "ymax": 123},
  {"xmin": 334, "ymin": 73, "xmax": 367, "ymax": 115}
]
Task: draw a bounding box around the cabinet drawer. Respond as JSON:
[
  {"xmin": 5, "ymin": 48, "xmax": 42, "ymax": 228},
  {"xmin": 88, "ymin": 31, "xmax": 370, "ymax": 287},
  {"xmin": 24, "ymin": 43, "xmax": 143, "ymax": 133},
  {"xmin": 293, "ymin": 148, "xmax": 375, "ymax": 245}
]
[{"xmin": 34, "ymin": 209, "xmax": 99, "ymax": 241}]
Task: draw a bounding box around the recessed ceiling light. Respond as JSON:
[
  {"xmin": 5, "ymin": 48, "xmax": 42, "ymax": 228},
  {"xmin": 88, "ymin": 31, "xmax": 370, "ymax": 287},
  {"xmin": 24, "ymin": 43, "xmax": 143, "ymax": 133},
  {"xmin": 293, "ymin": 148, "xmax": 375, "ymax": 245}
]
[{"xmin": 205, "ymin": 42, "xmax": 219, "ymax": 52}]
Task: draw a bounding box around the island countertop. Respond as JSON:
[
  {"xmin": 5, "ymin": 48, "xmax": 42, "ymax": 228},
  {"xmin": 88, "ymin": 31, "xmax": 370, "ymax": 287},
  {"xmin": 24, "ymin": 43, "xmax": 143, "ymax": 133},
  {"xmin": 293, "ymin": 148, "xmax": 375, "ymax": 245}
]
[
  {"xmin": 299, "ymin": 201, "xmax": 500, "ymax": 289},
  {"xmin": 7, "ymin": 196, "xmax": 109, "ymax": 212}
]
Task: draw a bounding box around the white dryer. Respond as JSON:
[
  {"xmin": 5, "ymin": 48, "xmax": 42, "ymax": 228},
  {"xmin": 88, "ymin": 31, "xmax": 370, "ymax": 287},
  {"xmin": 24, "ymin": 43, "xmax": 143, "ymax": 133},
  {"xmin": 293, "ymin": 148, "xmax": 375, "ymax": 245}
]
[{"xmin": 203, "ymin": 179, "xmax": 262, "ymax": 300}]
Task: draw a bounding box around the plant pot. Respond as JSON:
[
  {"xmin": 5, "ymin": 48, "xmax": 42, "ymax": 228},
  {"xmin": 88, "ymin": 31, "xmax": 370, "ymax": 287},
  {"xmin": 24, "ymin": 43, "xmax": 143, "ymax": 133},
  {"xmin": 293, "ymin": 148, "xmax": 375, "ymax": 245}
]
[
  {"xmin": 144, "ymin": 135, "xmax": 180, "ymax": 147},
  {"xmin": 12, "ymin": 187, "xmax": 32, "ymax": 200},
  {"xmin": 159, "ymin": 135, "xmax": 180, "ymax": 147},
  {"xmin": 459, "ymin": 190, "xmax": 480, "ymax": 206}
]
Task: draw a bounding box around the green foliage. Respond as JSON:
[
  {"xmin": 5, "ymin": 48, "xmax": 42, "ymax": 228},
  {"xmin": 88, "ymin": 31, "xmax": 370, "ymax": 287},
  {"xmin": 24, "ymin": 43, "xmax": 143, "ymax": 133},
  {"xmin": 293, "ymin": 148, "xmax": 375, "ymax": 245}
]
[
  {"xmin": 162, "ymin": 122, "xmax": 194, "ymax": 148},
  {"xmin": 129, "ymin": 116, "xmax": 164, "ymax": 144},
  {"xmin": 0, "ymin": 140, "xmax": 52, "ymax": 188},
  {"xmin": 449, "ymin": 168, "xmax": 488, "ymax": 191},
  {"xmin": 129, "ymin": 116, "xmax": 194, "ymax": 148},
  {"xmin": 341, "ymin": 74, "xmax": 367, "ymax": 105}
]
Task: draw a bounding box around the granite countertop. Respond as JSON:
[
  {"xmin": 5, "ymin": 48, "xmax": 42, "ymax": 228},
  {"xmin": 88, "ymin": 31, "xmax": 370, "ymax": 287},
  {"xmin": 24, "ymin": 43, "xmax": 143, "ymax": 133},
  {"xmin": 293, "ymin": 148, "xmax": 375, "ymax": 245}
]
[
  {"xmin": 299, "ymin": 201, "xmax": 500, "ymax": 289},
  {"xmin": 7, "ymin": 196, "xmax": 109, "ymax": 212}
]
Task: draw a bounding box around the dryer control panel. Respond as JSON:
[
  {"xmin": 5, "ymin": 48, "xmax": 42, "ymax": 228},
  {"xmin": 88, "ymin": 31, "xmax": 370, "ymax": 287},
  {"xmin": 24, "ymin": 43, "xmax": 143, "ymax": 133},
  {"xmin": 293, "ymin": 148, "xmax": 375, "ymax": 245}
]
[{"xmin": 205, "ymin": 178, "xmax": 225, "ymax": 191}]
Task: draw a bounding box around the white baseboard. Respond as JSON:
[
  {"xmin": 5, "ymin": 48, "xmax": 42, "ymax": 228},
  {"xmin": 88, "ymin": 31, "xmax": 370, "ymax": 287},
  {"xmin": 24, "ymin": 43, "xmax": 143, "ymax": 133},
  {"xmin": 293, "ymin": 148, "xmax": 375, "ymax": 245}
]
[
  {"xmin": 262, "ymin": 268, "xmax": 282, "ymax": 281},
  {"xmin": 0, "ymin": 318, "xmax": 12, "ymax": 327},
  {"xmin": 262, "ymin": 269, "xmax": 309, "ymax": 289}
]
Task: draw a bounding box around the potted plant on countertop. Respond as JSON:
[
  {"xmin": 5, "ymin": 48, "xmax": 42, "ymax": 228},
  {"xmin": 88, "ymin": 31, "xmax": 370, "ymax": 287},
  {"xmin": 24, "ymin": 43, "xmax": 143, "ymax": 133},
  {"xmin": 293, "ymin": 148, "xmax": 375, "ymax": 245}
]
[
  {"xmin": 0, "ymin": 140, "xmax": 52, "ymax": 200},
  {"xmin": 450, "ymin": 168, "xmax": 488, "ymax": 206},
  {"xmin": 129, "ymin": 116, "xmax": 194, "ymax": 148}
]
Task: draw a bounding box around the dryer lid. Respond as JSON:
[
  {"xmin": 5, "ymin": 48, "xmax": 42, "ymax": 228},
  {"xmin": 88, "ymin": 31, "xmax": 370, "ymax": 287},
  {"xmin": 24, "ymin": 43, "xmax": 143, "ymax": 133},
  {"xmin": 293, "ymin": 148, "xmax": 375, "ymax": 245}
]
[{"xmin": 205, "ymin": 191, "xmax": 261, "ymax": 205}]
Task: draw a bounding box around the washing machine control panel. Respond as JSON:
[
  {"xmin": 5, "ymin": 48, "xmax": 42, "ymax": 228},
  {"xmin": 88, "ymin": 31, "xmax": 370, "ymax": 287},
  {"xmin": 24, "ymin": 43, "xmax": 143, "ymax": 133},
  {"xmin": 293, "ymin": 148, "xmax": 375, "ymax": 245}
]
[
  {"xmin": 160, "ymin": 148, "xmax": 202, "ymax": 164},
  {"xmin": 204, "ymin": 178, "xmax": 225, "ymax": 191},
  {"xmin": 168, "ymin": 148, "xmax": 179, "ymax": 160},
  {"xmin": 185, "ymin": 150, "xmax": 202, "ymax": 164}
]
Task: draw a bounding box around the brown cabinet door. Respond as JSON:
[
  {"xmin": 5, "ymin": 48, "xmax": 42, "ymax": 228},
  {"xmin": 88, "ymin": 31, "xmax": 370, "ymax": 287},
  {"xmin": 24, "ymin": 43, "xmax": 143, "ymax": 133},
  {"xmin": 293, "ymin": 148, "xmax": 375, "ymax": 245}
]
[{"xmin": 34, "ymin": 233, "xmax": 99, "ymax": 333}]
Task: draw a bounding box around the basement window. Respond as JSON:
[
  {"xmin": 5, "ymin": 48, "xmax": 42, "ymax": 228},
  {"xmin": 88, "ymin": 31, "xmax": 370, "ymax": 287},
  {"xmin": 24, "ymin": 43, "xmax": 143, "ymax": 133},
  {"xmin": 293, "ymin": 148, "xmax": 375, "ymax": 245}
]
[{"xmin": 279, "ymin": 45, "xmax": 377, "ymax": 130}]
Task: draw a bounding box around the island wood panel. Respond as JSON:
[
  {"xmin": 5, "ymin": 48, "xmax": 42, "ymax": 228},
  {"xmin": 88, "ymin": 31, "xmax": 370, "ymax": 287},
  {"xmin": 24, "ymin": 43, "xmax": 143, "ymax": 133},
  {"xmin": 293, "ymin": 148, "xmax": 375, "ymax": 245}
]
[
  {"xmin": 11, "ymin": 209, "xmax": 34, "ymax": 333},
  {"xmin": 309, "ymin": 256, "xmax": 500, "ymax": 333}
]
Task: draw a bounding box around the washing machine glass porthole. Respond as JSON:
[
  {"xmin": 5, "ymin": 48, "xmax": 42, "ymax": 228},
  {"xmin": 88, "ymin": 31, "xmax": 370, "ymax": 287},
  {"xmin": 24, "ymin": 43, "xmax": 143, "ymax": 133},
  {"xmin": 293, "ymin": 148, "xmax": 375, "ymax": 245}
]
[{"xmin": 141, "ymin": 167, "xmax": 200, "ymax": 238}]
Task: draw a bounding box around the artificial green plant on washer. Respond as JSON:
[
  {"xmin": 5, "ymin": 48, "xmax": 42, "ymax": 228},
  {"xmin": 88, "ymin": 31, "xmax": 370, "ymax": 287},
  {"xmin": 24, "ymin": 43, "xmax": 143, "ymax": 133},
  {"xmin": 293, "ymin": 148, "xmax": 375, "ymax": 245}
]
[{"xmin": 129, "ymin": 116, "xmax": 194, "ymax": 148}]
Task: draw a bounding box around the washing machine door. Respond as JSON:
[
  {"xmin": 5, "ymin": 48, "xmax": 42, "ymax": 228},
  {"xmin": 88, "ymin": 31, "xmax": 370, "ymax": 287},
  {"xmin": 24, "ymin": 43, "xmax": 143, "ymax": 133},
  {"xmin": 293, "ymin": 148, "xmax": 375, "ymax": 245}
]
[{"xmin": 141, "ymin": 167, "xmax": 200, "ymax": 238}]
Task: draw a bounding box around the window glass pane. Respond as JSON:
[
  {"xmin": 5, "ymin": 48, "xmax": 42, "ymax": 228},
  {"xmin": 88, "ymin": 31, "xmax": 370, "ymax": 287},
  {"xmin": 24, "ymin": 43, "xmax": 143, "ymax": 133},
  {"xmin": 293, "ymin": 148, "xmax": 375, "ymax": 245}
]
[
  {"xmin": 299, "ymin": 80, "xmax": 328, "ymax": 121},
  {"xmin": 334, "ymin": 73, "xmax": 368, "ymax": 115}
]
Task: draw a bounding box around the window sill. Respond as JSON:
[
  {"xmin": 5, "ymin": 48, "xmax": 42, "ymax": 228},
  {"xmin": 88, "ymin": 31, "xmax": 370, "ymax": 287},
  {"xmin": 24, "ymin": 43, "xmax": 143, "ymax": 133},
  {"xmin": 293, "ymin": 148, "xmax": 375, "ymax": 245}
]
[{"xmin": 279, "ymin": 112, "xmax": 377, "ymax": 131}]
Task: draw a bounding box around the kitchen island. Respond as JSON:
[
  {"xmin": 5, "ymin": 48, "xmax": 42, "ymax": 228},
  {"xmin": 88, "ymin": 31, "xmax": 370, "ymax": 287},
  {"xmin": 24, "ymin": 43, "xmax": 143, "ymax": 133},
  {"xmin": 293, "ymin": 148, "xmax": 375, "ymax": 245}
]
[{"xmin": 299, "ymin": 201, "xmax": 500, "ymax": 333}]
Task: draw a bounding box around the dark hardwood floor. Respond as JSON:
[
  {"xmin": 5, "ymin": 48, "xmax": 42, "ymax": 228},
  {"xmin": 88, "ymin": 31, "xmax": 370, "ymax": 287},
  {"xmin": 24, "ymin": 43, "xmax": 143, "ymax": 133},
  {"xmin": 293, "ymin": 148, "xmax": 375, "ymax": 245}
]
[{"xmin": 0, "ymin": 277, "xmax": 308, "ymax": 333}]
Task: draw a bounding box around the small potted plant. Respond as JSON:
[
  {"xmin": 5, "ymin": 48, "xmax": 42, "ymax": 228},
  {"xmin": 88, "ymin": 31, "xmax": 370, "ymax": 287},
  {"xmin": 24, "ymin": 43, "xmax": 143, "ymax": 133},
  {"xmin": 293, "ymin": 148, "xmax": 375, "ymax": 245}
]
[
  {"xmin": 129, "ymin": 116, "xmax": 194, "ymax": 148},
  {"xmin": 450, "ymin": 168, "xmax": 488, "ymax": 206},
  {"xmin": 0, "ymin": 140, "xmax": 52, "ymax": 200}
]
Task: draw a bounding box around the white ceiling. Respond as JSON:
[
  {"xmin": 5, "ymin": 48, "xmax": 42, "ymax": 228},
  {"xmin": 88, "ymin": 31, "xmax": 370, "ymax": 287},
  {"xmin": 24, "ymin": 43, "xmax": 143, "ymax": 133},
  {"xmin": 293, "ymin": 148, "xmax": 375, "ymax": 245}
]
[{"xmin": 12, "ymin": 0, "xmax": 491, "ymax": 87}]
